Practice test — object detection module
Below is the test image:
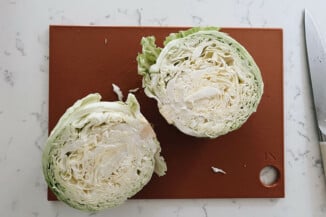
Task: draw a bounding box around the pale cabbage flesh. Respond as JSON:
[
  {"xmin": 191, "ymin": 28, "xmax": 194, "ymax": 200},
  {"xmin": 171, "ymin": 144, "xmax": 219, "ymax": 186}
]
[
  {"xmin": 137, "ymin": 28, "xmax": 264, "ymax": 138},
  {"xmin": 42, "ymin": 93, "xmax": 166, "ymax": 211}
]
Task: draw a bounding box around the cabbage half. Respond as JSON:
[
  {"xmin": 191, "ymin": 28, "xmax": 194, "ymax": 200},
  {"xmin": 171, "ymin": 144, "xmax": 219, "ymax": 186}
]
[
  {"xmin": 42, "ymin": 93, "xmax": 166, "ymax": 211},
  {"xmin": 137, "ymin": 27, "xmax": 264, "ymax": 138}
]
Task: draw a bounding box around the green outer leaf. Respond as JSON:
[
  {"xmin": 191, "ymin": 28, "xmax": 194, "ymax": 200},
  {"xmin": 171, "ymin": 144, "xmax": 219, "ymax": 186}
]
[
  {"xmin": 136, "ymin": 36, "xmax": 162, "ymax": 76},
  {"xmin": 163, "ymin": 27, "xmax": 220, "ymax": 46}
]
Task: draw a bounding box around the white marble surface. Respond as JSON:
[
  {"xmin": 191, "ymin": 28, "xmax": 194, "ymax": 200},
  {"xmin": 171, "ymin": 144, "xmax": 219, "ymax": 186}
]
[{"xmin": 1, "ymin": 0, "xmax": 326, "ymax": 216}]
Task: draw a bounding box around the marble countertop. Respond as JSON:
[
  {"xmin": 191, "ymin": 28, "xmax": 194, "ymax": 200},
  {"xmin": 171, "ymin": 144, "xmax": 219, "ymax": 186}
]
[{"xmin": 1, "ymin": 0, "xmax": 326, "ymax": 216}]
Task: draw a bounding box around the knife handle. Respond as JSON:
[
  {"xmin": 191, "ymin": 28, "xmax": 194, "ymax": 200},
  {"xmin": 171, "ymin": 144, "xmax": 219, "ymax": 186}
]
[{"xmin": 320, "ymin": 142, "xmax": 326, "ymax": 176}]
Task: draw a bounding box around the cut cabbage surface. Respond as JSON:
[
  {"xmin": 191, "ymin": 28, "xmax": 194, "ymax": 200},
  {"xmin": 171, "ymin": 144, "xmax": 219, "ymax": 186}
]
[
  {"xmin": 42, "ymin": 93, "xmax": 166, "ymax": 211},
  {"xmin": 137, "ymin": 27, "xmax": 264, "ymax": 138}
]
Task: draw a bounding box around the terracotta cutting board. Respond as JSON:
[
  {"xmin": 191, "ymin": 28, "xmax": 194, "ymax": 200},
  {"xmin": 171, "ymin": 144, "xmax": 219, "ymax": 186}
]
[{"xmin": 48, "ymin": 26, "xmax": 284, "ymax": 200}]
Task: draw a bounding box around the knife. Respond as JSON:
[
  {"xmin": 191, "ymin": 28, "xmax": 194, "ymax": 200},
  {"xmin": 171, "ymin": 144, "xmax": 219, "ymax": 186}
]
[{"xmin": 304, "ymin": 9, "xmax": 326, "ymax": 176}]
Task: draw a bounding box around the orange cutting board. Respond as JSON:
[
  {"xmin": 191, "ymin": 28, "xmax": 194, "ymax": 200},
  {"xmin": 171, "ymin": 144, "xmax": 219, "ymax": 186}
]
[{"xmin": 48, "ymin": 26, "xmax": 284, "ymax": 200}]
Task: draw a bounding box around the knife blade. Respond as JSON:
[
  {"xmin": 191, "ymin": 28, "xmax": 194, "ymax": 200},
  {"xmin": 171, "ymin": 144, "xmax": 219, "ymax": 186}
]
[{"xmin": 304, "ymin": 9, "xmax": 326, "ymax": 176}]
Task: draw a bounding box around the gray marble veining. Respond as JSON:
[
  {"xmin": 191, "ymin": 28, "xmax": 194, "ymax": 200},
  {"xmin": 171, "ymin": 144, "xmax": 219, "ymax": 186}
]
[
  {"xmin": 2, "ymin": 69, "xmax": 14, "ymax": 86},
  {"xmin": 136, "ymin": 8, "xmax": 143, "ymax": 25},
  {"xmin": 15, "ymin": 32, "xmax": 26, "ymax": 56}
]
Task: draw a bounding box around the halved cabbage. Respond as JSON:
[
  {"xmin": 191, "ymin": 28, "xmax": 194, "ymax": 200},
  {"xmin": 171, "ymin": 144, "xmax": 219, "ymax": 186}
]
[
  {"xmin": 137, "ymin": 27, "xmax": 264, "ymax": 138},
  {"xmin": 42, "ymin": 93, "xmax": 166, "ymax": 211}
]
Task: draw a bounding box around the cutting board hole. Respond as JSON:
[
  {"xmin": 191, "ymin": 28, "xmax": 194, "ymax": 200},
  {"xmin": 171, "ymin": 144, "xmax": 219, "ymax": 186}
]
[{"xmin": 259, "ymin": 165, "xmax": 280, "ymax": 187}]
